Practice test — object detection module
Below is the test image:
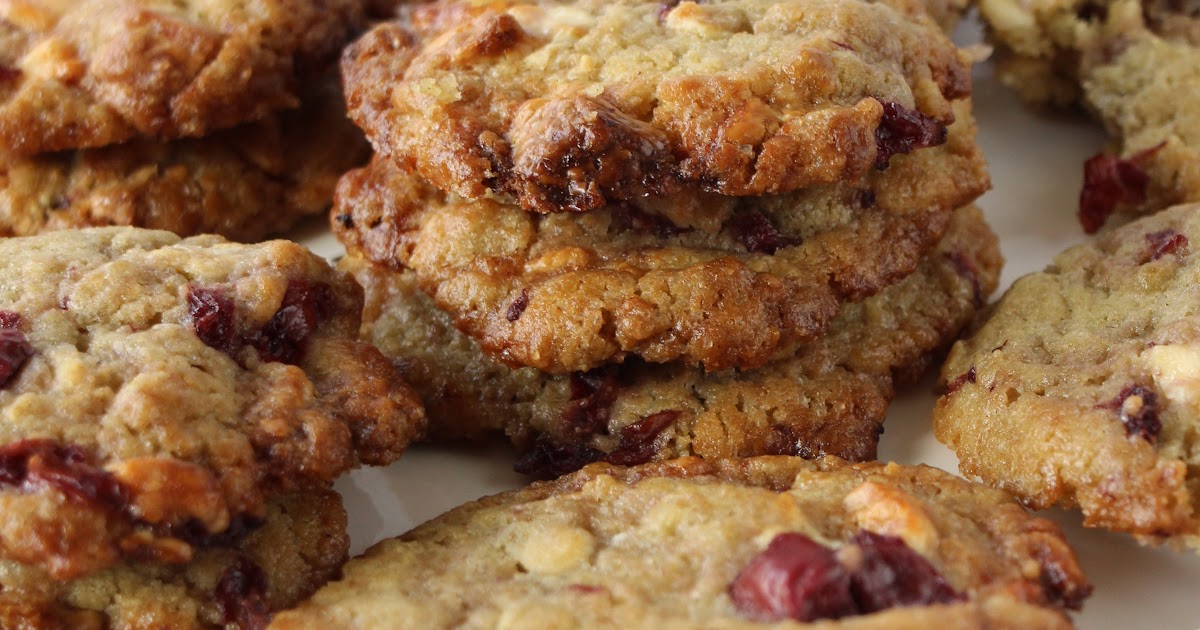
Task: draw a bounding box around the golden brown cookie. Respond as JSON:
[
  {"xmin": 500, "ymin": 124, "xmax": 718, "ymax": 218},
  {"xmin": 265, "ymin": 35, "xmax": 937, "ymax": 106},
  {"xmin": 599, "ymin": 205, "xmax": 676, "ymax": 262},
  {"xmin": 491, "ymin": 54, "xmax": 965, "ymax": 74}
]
[
  {"xmin": 0, "ymin": 228, "xmax": 425, "ymax": 580},
  {"xmin": 342, "ymin": 0, "xmax": 973, "ymax": 212},
  {"xmin": 935, "ymin": 202, "xmax": 1200, "ymax": 547},
  {"xmin": 334, "ymin": 101, "xmax": 987, "ymax": 374},
  {"xmin": 0, "ymin": 0, "xmax": 364, "ymax": 153},
  {"xmin": 270, "ymin": 457, "xmax": 1090, "ymax": 629},
  {"xmin": 345, "ymin": 204, "xmax": 1000, "ymax": 475}
]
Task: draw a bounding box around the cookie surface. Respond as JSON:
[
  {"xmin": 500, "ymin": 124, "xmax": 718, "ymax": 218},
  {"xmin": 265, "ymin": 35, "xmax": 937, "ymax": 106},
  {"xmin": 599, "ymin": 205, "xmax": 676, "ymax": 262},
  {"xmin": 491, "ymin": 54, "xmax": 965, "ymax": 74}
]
[
  {"xmin": 979, "ymin": 0, "xmax": 1200, "ymax": 229},
  {"xmin": 270, "ymin": 457, "xmax": 1089, "ymax": 629},
  {"xmin": 0, "ymin": 228, "xmax": 425, "ymax": 580},
  {"xmin": 935, "ymin": 202, "xmax": 1200, "ymax": 545},
  {"xmin": 342, "ymin": 0, "xmax": 972, "ymax": 212},
  {"xmin": 1, "ymin": 489, "xmax": 348, "ymax": 630},
  {"xmin": 0, "ymin": 0, "xmax": 364, "ymax": 153},
  {"xmin": 335, "ymin": 101, "xmax": 987, "ymax": 374},
  {"xmin": 345, "ymin": 204, "xmax": 1000, "ymax": 473},
  {"xmin": 0, "ymin": 77, "xmax": 369, "ymax": 242}
]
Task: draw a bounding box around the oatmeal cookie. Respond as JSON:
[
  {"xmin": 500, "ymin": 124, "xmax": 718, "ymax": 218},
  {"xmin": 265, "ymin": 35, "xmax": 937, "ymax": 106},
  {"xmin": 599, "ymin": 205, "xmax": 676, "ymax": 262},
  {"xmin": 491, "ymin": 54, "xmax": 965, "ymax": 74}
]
[
  {"xmin": 935, "ymin": 202, "xmax": 1200, "ymax": 546},
  {"xmin": 270, "ymin": 457, "xmax": 1089, "ymax": 629},
  {"xmin": 0, "ymin": 489, "xmax": 348, "ymax": 630},
  {"xmin": 0, "ymin": 228, "xmax": 425, "ymax": 580},
  {"xmin": 345, "ymin": 204, "xmax": 1000, "ymax": 475},
  {"xmin": 0, "ymin": 0, "xmax": 364, "ymax": 154},
  {"xmin": 0, "ymin": 77, "xmax": 369, "ymax": 242},
  {"xmin": 342, "ymin": 0, "xmax": 973, "ymax": 212},
  {"xmin": 334, "ymin": 101, "xmax": 987, "ymax": 374},
  {"xmin": 979, "ymin": 0, "xmax": 1200, "ymax": 230}
]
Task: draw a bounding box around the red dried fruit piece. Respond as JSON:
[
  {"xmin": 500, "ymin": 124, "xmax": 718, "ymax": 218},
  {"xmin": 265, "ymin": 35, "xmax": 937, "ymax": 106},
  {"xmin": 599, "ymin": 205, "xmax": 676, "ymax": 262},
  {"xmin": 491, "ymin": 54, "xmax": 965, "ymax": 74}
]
[
  {"xmin": 505, "ymin": 289, "xmax": 530, "ymax": 322},
  {"xmin": 216, "ymin": 555, "xmax": 271, "ymax": 630},
  {"xmin": 730, "ymin": 532, "xmax": 857, "ymax": 622},
  {"xmin": 563, "ymin": 369, "xmax": 620, "ymax": 437},
  {"xmin": 1144, "ymin": 229, "xmax": 1189, "ymax": 262},
  {"xmin": 728, "ymin": 209, "xmax": 802, "ymax": 254},
  {"xmin": 1078, "ymin": 146, "xmax": 1161, "ymax": 234},
  {"xmin": 848, "ymin": 531, "xmax": 963, "ymax": 613},
  {"xmin": 0, "ymin": 311, "xmax": 22, "ymax": 329},
  {"xmin": 252, "ymin": 280, "xmax": 336, "ymax": 364},
  {"xmin": 512, "ymin": 435, "xmax": 602, "ymax": 479},
  {"xmin": 874, "ymin": 101, "xmax": 947, "ymax": 170},
  {"xmin": 188, "ymin": 286, "xmax": 238, "ymax": 353},
  {"xmin": 604, "ymin": 410, "xmax": 679, "ymax": 466},
  {"xmin": 0, "ymin": 440, "xmax": 128, "ymax": 509},
  {"xmin": 611, "ymin": 204, "xmax": 687, "ymax": 239},
  {"xmin": 1099, "ymin": 384, "xmax": 1161, "ymax": 442},
  {"xmin": 940, "ymin": 365, "xmax": 976, "ymax": 396},
  {"xmin": 0, "ymin": 323, "xmax": 33, "ymax": 387},
  {"xmin": 1038, "ymin": 549, "xmax": 1093, "ymax": 610}
]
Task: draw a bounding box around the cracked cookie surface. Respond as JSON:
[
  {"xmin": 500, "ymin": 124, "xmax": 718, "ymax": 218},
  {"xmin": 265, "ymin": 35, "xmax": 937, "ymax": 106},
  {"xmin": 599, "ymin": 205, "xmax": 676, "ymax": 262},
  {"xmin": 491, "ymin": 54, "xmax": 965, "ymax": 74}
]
[
  {"xmin": 271, "ymin": 457, "xmax": 1088, "ymax": 629},
  {"xmin": 935, "ymin": 202, "xmax": 1200, "ymax": 547},
  {"xmin": 344, "ymin": 204, "xmax": 1000, "ymax": 474},
  {"xmin": 342, "ymin": 0, "xmax": 973, "ymax": 212},
  {"xmin": 0, "ymin": 227, "xmax": 425, "ymax": 580}
]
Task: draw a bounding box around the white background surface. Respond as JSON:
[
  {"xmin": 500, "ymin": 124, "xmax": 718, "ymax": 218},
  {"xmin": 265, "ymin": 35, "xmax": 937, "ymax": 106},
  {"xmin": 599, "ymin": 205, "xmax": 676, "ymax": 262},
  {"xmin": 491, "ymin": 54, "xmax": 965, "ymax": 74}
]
[{"xmin": 303, "ymin": 20, "xmax": 1200, "ymax": 628}]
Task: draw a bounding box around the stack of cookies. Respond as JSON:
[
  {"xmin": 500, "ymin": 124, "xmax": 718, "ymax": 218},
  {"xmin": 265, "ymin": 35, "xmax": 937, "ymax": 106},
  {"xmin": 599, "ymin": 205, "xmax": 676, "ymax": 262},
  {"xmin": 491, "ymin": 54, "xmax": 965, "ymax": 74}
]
[
  {"xmin": 0, "ymin": 0, "xmax": 372, "ymax": 242},
  {"xmin": 333, "ymin": 0, "xmax": 999, "ymax": 475}
]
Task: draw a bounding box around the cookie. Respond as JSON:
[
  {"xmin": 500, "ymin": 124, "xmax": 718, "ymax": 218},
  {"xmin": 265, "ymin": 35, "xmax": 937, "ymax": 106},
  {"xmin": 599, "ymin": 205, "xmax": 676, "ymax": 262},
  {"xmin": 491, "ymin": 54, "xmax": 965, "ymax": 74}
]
[
  {"xmin": 1, "ymin": 488, "xmax": 347, "ymax": 630},
  {"xmin": 335, "ymin": 99, "xmax": 986, "ymax": 373},
  {"xmin": 979, "ymin": 0, "xmax": 1200, "ymax": 231},
  {"xmin": 0, "ymin": 228, "xmax": 425, "ymax": 579},
  {"xmin": 0, "ymin": 0, "xmax": 365, "ymax": 154},
  {"xmin": 341, "ymin": 0, "xmax": 973, "ymax": 212},
  {"xmin": 270, "ymin": 456, "xmax": 1090, "ymax": 629},
  {"xmin": 935, "ymin": 202, "xmax": 1200, "ymax": 546},
  {"xmin": 0, "ymin": 77, "xmax": 369, "ymax": 242},
  {"xmin": 345, "ymin": 204, "xmax": 1001, "ymax": 475}
]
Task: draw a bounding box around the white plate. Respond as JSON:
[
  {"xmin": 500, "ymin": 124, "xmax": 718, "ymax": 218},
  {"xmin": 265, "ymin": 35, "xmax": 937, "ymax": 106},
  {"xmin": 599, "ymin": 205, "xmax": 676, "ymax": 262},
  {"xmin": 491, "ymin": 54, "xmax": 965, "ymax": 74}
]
[{"xmin": 306, "ymin": 18, "xmax": 1200, "ymax": 629}]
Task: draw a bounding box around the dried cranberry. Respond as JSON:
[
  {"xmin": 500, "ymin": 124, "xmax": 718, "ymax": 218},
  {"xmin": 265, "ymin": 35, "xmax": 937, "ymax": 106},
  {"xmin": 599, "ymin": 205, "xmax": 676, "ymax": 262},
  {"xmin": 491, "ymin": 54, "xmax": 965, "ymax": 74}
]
[
  {"xmin": 0, "ymin": 325, "xmax": 33, "ymax": 387},
  {"xmin": 1078, "ymin": 146, "xmax": 1161, "ymax": 234},
  {"xmin": 1144, "ymin": 229, "xmax": 1189, "ymax": 262},
  {"xmin": 0, "ymin": 66, "xmax": 20, "ymax": 83},
  {"xmin": 944, "ymin": 252, "xmax": 984, "ymax": 307},
  {"xmin": 188, "ymin": 286, "xmax": 238, "ymax": 353},
  {"xmin": 512, "ymin": 435, "xmax": 602, "ymax": 479},
  {"xmin": 0, "ymin": 311, "xmax": 22, "ymax": 329},
  {"xmin": 604, "ymin": 410, "xmax": 679, "ymax": 466},
  {"xmin": 848, "ymin": 531, "xmax": 963, "ymax": 613},
  {"xmin": 874, "ymin": 101, "xmax": 947, "ymax": 170},
  {"xmin": 216, "ymin": 556, "xmax": 271, "ymax": 630},
  {"xmin": 1037, "ymin": 549, "xmax": 1092, "ymax": 610},
  {"xmin": 505, "ymin": 289, "xmax": 530, "ymax": 322},
  {"xmin": 0, "ymin": 440, "xmax": 128, "ymax": 509},
  {"xmin": 940, "ymin": 365, "xmax": 976, "ymax": 396},
  {"xmin": 563, "ymin": 369, "xmax": 620, "ymax": 437},
  {"xmin": 159, "ymin": 513, "xmax": 264, "ymax": 549},
  {"xmin": 656, "ymin": 0, "xmax": 681, "ymax": 21},
  {"xmin": 611, "ymin": 204, "xmax": 686, "ymax": 239},
  {"xmin": 729, "ymin": 533, "xmax": 857, "ymax": 622},
  {"xmin": 252, "ymin": 281, "xmax": 335, "ymax": 364},
  {"xmin": 1099, "ymin": 384, "xmax": 1161, "ymax": 442},
  {"xmin": 764, "ymin": 424, "xmax": 801, "ymax": 456},
  {"xmin": 728, "ymin": 209, "xmax": 802, "ymax": 254}
]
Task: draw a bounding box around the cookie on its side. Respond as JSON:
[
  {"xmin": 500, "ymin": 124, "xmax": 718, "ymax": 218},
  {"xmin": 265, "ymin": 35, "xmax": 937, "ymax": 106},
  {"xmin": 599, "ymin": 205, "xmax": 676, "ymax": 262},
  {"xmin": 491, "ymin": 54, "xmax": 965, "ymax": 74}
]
[
  {"xmin": 342, "ymin": 0, "xmax": 973, "ymax": 211},
  {"xmin": 1, "ymin": 489, "xmax": 348, "ymax": 630},
  {"xmin": 0, "ymin": 228, "xmax": 425, "ymax": 580},
  {"xmin": 336, "ymin": 101, "xmax": 987, "ymax": 374},
  {"xmin": 0, "ymin": 0, "xmax": 365, "ymax": 153},
  {"xmin": 344, "ymin": 204, "xmax": 1001, "ymax": 475},
  {"xmin": 0, "ymin": 78, "xmax": 370, "ymax": 242},
  {"xmin": 935, "ymin": 202, "xmax": 1200, "ymax": 546},
  {"xmin": 270, "ymin": 457, "xmax": 1089, "ymax": 629}
]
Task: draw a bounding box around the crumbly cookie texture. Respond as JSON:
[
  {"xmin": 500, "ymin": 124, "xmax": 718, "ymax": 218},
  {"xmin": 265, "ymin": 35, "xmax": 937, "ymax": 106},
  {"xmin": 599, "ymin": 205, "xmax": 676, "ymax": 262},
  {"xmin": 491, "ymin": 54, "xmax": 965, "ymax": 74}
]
[
  {"xmin": 979, "ymin": 0, "xmax": 1200, "ymax": 229},
  {"xmin": 344, "ymin": 204, "xmax": 1000, "ymax": 475},
  {"xmin": 342, "ymin": 0, "xmax": 972, "ymax": 212},
  {"xmin": 0, "ymin": 489, "xmax": 348, "ymax": 630},
  {"xmin": 270, "ymin": 457, "xmax": 1089, "ymax": 629},
  {"xmin": 0, "ymin": 77, "xmax": 369, "ymax": 242},
  {"xmin": 335, "ymin": 101, "xmax": 987, "ymax": 374},
  {"xmin": 0, "ymin": 228, "xmax": 425, "ymax": 580},
  {"xmin": 935, "ymin": 202, "xmax": 1200, "ymax": 546},
  {"xmin": 0, "ymin": 0, "xmax": 364, "ymax": 154}
]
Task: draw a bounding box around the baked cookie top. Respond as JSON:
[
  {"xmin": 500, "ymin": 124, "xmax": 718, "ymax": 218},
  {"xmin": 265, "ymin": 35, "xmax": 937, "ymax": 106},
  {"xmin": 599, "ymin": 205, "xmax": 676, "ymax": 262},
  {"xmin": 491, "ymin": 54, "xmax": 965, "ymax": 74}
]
[
  {"xmin": 0, "ymin": 77, "xmax": 369, "ymax": 242},
  {"xmin": 334, "ymin": 100, "xmax": 986, "ymax": 374},
  {"xmin": 344, "ymin": 204, "xmax": 1001, "ymax": 474},
  {"xmin": 1, "ymin": 489, "xmax": 347, "ymax": 630},
  {"xmin": 935, "ymin": 202, "xmax": 1200, "ymax": 545},
  {"xmin": 342, "ymin": 0, "xmax": 973, "ymax": 212},
  {"xmin": 0, "ymin": 228, "xmax": 425, "ymax": 580},
  {"xmin": 0, "ymin": 0, "xmax": 364, "ymax": 153},
  {"xmin": 270, "ymin": 457, "xmax": 1090, "ymax": 629}
]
